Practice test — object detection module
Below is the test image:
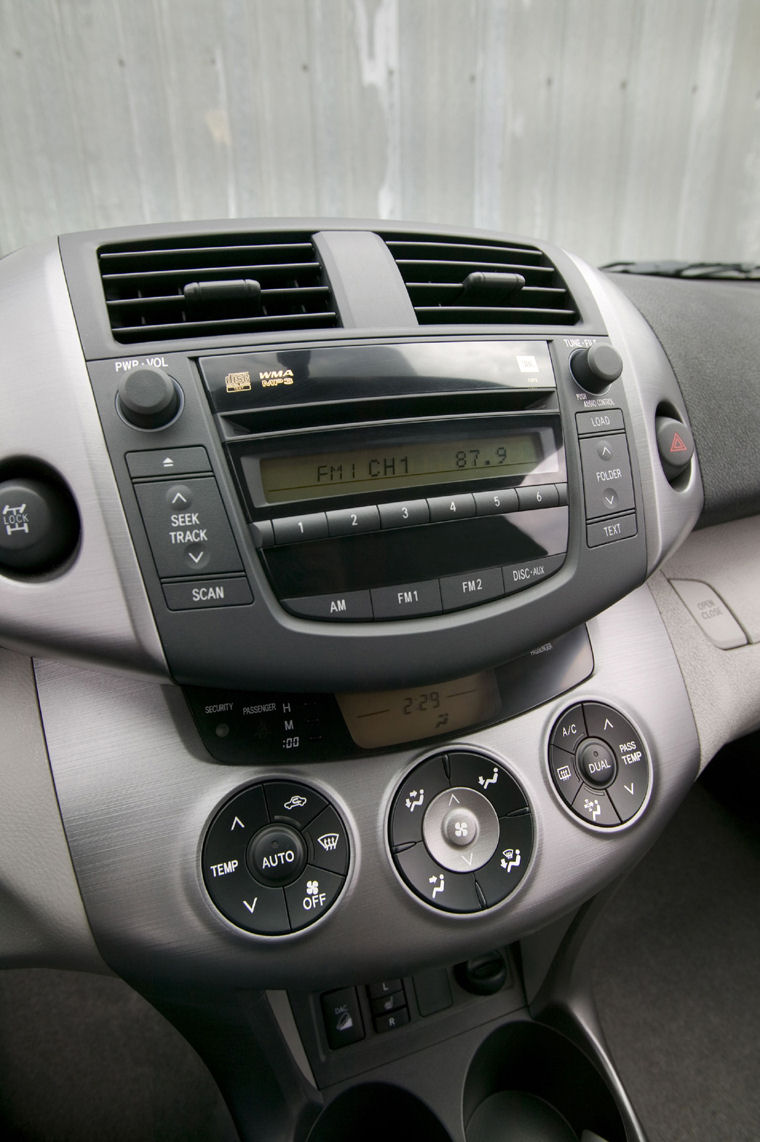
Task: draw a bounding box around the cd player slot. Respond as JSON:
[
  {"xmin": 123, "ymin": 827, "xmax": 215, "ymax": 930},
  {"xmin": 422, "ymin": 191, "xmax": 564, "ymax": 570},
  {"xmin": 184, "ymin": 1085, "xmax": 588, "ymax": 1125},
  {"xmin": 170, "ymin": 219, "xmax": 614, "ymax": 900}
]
[{"xmin": 215, "ymin": 389, "xmax": 558, "ymax": 438}]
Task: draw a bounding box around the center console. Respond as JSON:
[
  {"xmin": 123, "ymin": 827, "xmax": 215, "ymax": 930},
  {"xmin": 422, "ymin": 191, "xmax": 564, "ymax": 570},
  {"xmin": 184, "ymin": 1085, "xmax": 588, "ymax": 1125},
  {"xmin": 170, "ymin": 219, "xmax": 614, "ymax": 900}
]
[{"xmin": 0, "ymin": 220, "xmax": 707, "ymax": 1141}]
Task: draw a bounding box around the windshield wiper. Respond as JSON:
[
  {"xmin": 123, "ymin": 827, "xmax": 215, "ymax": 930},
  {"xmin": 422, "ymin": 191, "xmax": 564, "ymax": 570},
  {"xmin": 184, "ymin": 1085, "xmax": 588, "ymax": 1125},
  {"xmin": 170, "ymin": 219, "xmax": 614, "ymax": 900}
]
[{"xmin": 601, "ymin": 260, "xmax": 760, "ymax": 280}]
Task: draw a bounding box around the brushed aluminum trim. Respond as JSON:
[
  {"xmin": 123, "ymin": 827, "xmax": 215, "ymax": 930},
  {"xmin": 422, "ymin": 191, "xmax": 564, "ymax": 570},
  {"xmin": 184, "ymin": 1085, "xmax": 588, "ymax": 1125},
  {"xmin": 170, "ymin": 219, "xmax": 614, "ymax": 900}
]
[
  {"xmin": 0, "ymin": 240, "xmax": 165, "ymax": 676},
  {"xmin": 36, "ymin": 585, "xmax": 699, "ymax": 992}
]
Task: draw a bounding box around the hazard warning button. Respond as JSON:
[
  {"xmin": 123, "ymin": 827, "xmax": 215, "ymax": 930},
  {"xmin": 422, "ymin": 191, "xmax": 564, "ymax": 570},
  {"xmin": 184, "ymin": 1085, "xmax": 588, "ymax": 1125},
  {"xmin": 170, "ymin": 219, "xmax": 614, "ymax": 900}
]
[{"xmin": 656, "ymin": 416, "xmax": 694, "ymax": 478}]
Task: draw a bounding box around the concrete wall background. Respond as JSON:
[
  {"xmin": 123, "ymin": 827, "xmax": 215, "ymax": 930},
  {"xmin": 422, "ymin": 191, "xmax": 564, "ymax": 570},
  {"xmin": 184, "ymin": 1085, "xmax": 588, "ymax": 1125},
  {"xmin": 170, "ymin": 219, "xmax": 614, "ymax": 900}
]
[{"xmin": 0, "ymin": 0, "xmax": 758, "ymax": 265}]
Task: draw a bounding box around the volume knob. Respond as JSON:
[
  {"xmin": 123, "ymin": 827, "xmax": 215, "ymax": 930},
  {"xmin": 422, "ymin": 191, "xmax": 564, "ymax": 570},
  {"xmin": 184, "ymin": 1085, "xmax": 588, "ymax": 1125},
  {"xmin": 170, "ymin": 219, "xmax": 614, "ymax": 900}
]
[
  {"xmin": 116, "ymin": 367, "xmax": 181, "ymax": 429},
  {"xmin": 569, "ymin": 344, "xmax": 623, "ymax": 393}
]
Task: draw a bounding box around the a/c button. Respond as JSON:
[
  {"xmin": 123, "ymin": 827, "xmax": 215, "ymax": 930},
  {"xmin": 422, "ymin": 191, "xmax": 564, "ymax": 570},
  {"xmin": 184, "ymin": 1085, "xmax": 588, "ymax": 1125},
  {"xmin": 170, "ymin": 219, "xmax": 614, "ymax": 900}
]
[{"xmin": 281, "ymin": 590, "xmax": 373, "ymax": 621}]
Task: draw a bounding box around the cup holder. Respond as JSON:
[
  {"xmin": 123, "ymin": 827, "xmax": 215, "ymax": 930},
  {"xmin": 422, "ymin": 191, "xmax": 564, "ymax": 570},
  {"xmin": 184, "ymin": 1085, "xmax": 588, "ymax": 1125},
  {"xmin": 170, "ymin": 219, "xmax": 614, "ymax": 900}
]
[
  {"xmin": 307, "ymin": 1082, "xmax": 453, "ymax": 1142},
  {"xmin": 463, "ymin": 1022, "xmax": 626, "ymax": 1142}
]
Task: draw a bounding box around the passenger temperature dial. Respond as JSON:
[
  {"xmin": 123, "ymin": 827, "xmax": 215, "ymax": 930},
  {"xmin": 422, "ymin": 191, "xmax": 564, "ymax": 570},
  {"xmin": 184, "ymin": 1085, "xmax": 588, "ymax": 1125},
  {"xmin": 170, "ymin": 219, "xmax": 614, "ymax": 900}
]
[
  {"xmin": 202, "ymin": 781, "xmax": 349, "ymax": 935},
  {"xmin": 389, "ymin": 751, "xmax": 533, "ymax": 913}
]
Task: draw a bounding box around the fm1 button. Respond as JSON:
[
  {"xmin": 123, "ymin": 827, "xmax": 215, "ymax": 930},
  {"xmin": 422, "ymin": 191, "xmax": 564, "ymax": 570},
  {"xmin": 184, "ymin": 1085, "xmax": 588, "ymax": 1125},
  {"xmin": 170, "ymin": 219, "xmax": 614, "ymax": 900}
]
[
  {"xmin": 576, "ymin": 739, "xmax": 617, "ymax": 788},
  {"xmin": 285, "ymin": 867, "xmax": 344, "ymax": 931},
  {"xmin": 572, "ymin": 786, "xmax": 620, "ymax": 827},
  {"xmin": 248, "ymin": 824, "xmax": 306, "ymax": 886}
]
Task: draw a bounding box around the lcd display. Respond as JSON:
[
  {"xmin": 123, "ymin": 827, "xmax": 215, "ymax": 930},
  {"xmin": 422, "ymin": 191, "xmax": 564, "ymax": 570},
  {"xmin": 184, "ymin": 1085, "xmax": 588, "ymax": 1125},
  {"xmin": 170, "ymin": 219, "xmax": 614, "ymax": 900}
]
[
  {"xmin": 336, "ymin": 671, "xmax": 501, "ymax": 749},
  {"xmin": 260, "ymin": 433, "xmax": 544, "ymax": 504}
]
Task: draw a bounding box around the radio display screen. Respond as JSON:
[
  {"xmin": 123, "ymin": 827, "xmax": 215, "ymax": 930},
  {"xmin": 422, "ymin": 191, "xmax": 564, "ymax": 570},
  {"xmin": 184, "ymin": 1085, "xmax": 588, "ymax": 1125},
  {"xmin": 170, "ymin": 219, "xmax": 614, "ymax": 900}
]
[{"xmin": 259, "ymin": 431, "xmax": 547, "ymax": 505}]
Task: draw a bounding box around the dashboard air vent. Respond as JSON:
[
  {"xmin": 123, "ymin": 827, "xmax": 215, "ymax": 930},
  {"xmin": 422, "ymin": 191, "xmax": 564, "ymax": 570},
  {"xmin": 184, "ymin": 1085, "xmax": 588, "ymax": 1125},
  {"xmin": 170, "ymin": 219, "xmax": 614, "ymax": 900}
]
[
  {"xmin": 382, "ymin": 233, "xmax": 579, "ymax": 326},
  {"xmin": 98, "ymin": 232, "xmax": 339, "ymax": 343}
]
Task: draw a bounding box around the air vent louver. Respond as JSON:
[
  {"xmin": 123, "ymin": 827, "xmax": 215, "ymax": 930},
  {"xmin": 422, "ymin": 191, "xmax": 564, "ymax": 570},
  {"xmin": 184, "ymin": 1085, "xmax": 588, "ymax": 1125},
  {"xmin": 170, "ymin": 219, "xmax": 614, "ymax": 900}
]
[
  {"xmin": 98, "ymin": 232, "xmax": 339, "ymax": 343},
  {"xmin": 382, "ymin": 234, "xmax": 579, "ymax": 326}
]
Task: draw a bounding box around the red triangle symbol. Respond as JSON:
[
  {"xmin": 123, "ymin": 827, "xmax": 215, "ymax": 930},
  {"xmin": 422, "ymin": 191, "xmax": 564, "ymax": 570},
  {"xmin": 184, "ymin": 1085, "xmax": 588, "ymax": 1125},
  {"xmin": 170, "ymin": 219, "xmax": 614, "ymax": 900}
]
[{"xmin": 670, "ymin": 432, "xmax": 688, "ymax": 454}]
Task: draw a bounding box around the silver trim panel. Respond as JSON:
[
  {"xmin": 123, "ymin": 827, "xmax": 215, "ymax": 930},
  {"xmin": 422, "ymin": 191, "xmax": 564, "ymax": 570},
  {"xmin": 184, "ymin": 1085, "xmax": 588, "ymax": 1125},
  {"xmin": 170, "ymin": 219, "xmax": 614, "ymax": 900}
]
[
  {"xmin": 37, "ymin": 586, "xmax": 699, "ymax": 991},
  {"xmin": 0, "ymin": 241, "xmax": 165, "ymax": 676}
]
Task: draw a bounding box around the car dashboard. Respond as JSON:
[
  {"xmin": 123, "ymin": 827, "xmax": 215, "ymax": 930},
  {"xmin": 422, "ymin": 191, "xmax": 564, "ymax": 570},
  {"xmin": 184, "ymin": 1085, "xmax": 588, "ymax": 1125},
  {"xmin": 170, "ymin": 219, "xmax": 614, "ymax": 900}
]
[{"xmin": 0, "ymin": 220, "xmax": 758, "ymax": 1142}]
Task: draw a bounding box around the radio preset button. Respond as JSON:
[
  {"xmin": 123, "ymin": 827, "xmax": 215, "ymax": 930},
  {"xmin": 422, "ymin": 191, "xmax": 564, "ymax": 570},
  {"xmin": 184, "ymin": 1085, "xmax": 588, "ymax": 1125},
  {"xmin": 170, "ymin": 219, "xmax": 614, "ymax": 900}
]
[
  {"xmin": 281, "ymin": 590, "xmax": 373, "ymax": 622},
  {"xmin": 440, "ymin": 567, "xmax": 504, "ymax": 611},
  {"xmin": 427, "ymin": 493, "xmax": 476, "ymax": 522},
  {"xmin": 474, "ymin": 488, "xmax": 519, "ymax": 516},
  {"xmin": 379, "ymin": 499, "xmax": 429, "ymax": 529},
  {"xmin": 326, "ymin": 505, "xmax": 380, "ymax": 537},
  {"xmin": 516, "ymin": 484, "xmax": 559, "ymax": 511},
  {"xmin": 502, "ymin": 553, "xmax": 565, "ymax": 594},
  {"xmin": 371, "ymin": 579, "xmax": 442, "ymax": 620},
  {"xmin": 273, "ymin": 513, "xmax": 328, "ymax": 545}
]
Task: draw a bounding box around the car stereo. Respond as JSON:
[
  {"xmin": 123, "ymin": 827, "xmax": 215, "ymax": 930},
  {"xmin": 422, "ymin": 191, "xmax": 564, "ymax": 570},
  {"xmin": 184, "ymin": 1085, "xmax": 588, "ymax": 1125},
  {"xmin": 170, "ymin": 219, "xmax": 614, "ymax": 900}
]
[{"xmin": 81, "ymin": 332, "xmax": 646, "ymax": 693}]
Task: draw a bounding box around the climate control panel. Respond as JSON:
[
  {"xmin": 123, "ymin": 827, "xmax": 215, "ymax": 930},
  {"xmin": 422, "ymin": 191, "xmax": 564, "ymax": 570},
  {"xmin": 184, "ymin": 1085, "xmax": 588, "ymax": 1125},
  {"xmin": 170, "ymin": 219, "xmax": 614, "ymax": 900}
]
[
  {"xmin": 202, "ymin": 781, "xmax": 349, "ymax": 935},
  {"xmin": 389, "ymin": 751, "xmax": 533, "ymax": 913},
  {"xmin": 549, "ymin": 702, "xmax": 652, "ymax": 826}
]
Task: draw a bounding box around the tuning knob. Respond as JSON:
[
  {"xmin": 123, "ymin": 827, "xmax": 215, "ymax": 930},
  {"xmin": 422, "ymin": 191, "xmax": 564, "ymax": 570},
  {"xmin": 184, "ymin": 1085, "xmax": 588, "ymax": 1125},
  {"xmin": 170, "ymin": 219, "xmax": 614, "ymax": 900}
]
[
  {"xmin": 569, "ymin": 344, "xmax": 623, "ymax": 393},
  {"xmin": 116, "ymin": 367, "xmax": 181, "ymax": 429}
]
